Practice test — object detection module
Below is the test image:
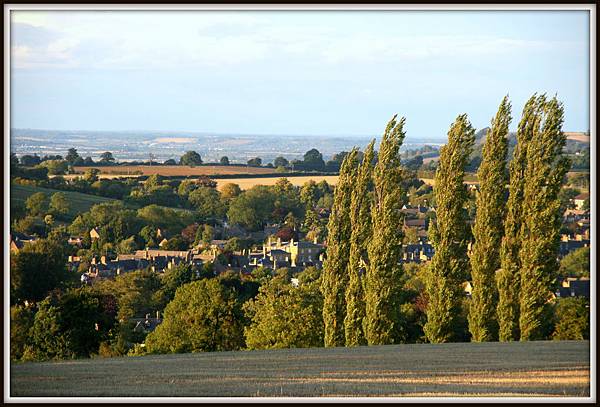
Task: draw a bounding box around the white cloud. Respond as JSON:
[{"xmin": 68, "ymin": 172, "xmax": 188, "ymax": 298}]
[{"xmin": 10, "ymin": 11, "xmax": 581, "ymax": 72}]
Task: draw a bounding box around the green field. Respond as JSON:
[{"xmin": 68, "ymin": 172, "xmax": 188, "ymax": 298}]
[
  {"xmin": 10, "ymin": 340, "xmax": 590, "ymax": 398},
  {"xmin": 10, "ymin": 184, "xmax": 115, "ymax": 219}
]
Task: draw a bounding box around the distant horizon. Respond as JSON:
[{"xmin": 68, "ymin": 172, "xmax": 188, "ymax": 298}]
[{"xmin": 10, "ymin": 125, "xmax": 590, "ymax": 143}]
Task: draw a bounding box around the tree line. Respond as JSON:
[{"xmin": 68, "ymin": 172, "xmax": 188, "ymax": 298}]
[{"xmin": 322, "ymin": 94, "xmax": 575, "ymax": 346}]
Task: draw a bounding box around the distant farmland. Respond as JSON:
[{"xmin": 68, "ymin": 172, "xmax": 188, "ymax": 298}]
[
  {"xmin": 216, "ymin": 175, "xmax": 340, "ymax": 190},
  {"xmin": 10, "ymin": 184, "xmax": 115, "ymax": 219},
  {"xmin": 565, "ymin": 132, "xmax": 590, "ymax": 143},
  {"xmin": 10, "ymin": 341, "xmax": 589, "ymax": 398},
  {"xmin": 72, "ymin": 165, "xmax": 278, "ymax": 177}
]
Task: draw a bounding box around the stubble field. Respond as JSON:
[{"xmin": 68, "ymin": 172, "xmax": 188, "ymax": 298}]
[
  {"xmin": 216, "ymin": 175, "xmax": 340, "ymax": 190},
  {"xmin": 72, "ymin": 165, "xmax": 278, "ymax": 177},
  {"xmin": 10, "ymin": 340, "xmax": 589, "ymax": 398}
]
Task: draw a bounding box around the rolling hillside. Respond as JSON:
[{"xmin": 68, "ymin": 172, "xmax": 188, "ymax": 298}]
[{"xmin": 10, "ymin": 184, "xmax": 116, "ymax": 219}]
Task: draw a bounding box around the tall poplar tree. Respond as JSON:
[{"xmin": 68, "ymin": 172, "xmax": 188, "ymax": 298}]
[
  {"xmin": 496, "ymin": 95, "xmax": 544, "ymax": 341},
  {"xmin": 321, "ymin": 149, "xmax": 359, "ymax": 347},
  {"xmin": 344, "ymin": 140, "xmax": 375, "ymax": 346},
  {"xmin": 468, "ymin": 97, "xmax": 511, "ymax": 342},
  {"xmin": 363, "ymin": 115, "xmax": 406, "ymax": 345},
  {"xmin": 519, "ymin": 96, "xmax": 570, "ymax": 341},
  {"xmin": 424, "ymin": 114, "xmax": 475, "ymax": 343}
]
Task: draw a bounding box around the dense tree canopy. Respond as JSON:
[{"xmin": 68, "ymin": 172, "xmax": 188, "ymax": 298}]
[
  {"xmin": 145, "ymin": 279, "xmax": 245, "ymax": 353},
  {"xmin": 11, "ymin": 238, "xmax": 71, "ymax": 304},
  {"xmin": 244, "ymin": 267, "xmax": 323, "ymax": 350}
]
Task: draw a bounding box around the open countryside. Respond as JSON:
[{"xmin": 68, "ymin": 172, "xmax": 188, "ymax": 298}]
[
  {"xmin": 11, "ymin": 184, "xmax": 116, "ymax": 219},
  {"xmin": 9, "ymin": 8, "xmax": 592, "ymax": 402}
]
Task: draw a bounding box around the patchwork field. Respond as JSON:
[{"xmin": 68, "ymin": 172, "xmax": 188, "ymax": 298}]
[
  {"xmin": 72, "ymin": 165, "xmax": 278, "ymax": 177},
  {"xmin": 10, "ymin": 341, "xmax": 590, "ymax": 398},
  {"xmin": 10, "ymin": 184, "xmax": 115, "ymax": 219},
  {"xmin": 216, "ymin": 175, "xmax": 340, "ymax": 190}
]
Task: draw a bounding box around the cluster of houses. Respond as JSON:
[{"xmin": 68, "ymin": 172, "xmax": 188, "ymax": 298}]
[
  {"xmin": 71, "ymin": 248, "xmax": 211, "ymax": 284},
  {"xmin": 11, "ymin": 193, "xmax": 590, "ymax": 299},
  {"xmin": 560, "ymin": 194, "xmax": 591, "ymax": 257}
]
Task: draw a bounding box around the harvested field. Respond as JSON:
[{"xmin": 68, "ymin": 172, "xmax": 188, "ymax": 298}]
[
  {"xmin": 10, "ymin": 341, "xmax": 590, "ymax": 398},
  {"xmin": 215, "ymin": 175, "xmax": 340, "ymax": 190},
  {"xmin": 72, "ymin": 165, "xmax": 278, "ymax": 177},
  {"xmin": 565, "ymin": 132, "xmax": 590, "ymax": 143}
]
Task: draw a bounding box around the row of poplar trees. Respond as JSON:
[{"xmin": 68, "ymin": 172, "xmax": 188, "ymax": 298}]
[{"xmin": 321, "ymin": 93, "xmax": 570, "ymax": 346}]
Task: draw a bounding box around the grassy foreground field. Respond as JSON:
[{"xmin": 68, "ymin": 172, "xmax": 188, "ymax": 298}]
[
  {"xmin": 10, "ymin": 341, "xmax": 589, "ymax": 398},
  {"xmin": 10, "ymin": 184, "xmax": 115, "ymax": 219}
]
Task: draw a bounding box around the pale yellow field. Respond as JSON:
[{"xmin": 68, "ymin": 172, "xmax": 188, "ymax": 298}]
[
  {"xmin": 72, "ymin": 165, "xmax": 277, "ymax": 177},
  {"xmin": 216, "ymin": 175, "xmax": 340, "ymax": 190},
  {"xmin": 419, "ymin": 178, "xmax": 479, "ymax": 186},
  {"xmin": 565, "ymin": 132, "xmax": 590, "ymax": 143}
]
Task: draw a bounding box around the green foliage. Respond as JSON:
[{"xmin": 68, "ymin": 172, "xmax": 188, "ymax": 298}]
[
  {"xmin": 25, "ymin": 288, "xmax": 116, "ymax": 361},
  {"xmin": 49, "ymin": 192, "xmax": 70, "ymax": 219},
  {"xmin": 468, "ymin": 96, "xmax": 511, "ymax": 342},
  {"xmin": 424, "ymin": 114, "xmax": 475, "ymax": 343},
  {"xmin": 26, "ymin": 192, "xmax": 48, "ymax": 217},
  {"xmin": 11, "ymin": 305, "xmax": 35, "ymax": 360},
  {"xmin": 10, "ymin": 238, "xmax": 70, "ymax": 304},
  {"xmin": 274, "ymin": 156, "xmax": 289, "ymax": 168},
  {"xmin": 180, "ymin": 151, "xmax": 203, "ymax": 166},
  {"xmin": 65, "ymin": 148, "xmax": 81, "ymax": 165},
  {"xmin": 220, "ymin": 156, "xmax": 230, "ymax": 165},
  {"xmin": 84, "ymin": 168, "xmax": 100, "ymax": 183},
  {"xmin": 247, "ymin": 157, "xmax": 262, "ymax": 167},
  {"xmin": 161, "ymin": 236, "xmax": 188, "ymax": 250},
  {"xmin": 137, "ymin": 204, "xmax": 195, "ymax": 233},
  {"xmin": 37, "ymin": 159, "xmax": 69, "ymax": 175},
  {"xmin": 12, "ymin": 215, "xmax": 44, "ymax": 236},
  {"xmin": 160, "ymin": 263, "xmax": 198, "ymax": 303},
  {"xmin": 99, "ymin": 152, "xmax": 115, "ymax": 163},
  {"xmin": 117, "ymin": 236, "xmax": 138, "ymax": 254},
  {"xmin": 145, "ymin": 279, "xmax": 245, "ymax": 354},
  {"xmin": 497, "ymin": 95, "xmax": 541, "ymax": 342},
  {"xmin": 69, "ymin": 201, "xmax": 142, "ymax": 250},
  {"xmin": 321, "ymin": 149, "xmax": 359, "ymax": 347},
  {"xmin": 364, "ymin": 115, "xmax": 407, "ymax": 345},
  {"xmin": 552, "ymin": 297, "xmax": 589, "ymax": 341},
  {"xmin": 559, "ymin": 247, "xmax": 590, "ymax": 278},
  {"xmin": 93, "ymin": 270, "xmax": 164, "ymax": 321},
  {"xmin": 345, "ymin": 140, "xmax": 375, "ymax": 346},
  {"xmin": 139, "ymin": 225, "xmax": 158, "ymax": 247},
  {"xmin": 519, "ymin": 96, "xmax": 570, "ymax": 341},
  {"xmin": 302, "ymin": 149, "xmax": 326, "ymax": 171},
  {"xmin": 227, "ymin": 185, "xmax": 277, "ymax": 231},
  {"xmin": 244, "ymin": 267, "xmax": 324, "ymax": 350},
  {"xmin": 188, "ymin": 187, "xmax": 226, "ymax": 220}
]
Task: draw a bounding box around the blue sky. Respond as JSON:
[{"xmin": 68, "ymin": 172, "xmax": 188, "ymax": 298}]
[{"xmin": 10, "ymin": 10, "xmax": 590, "ymax": 140}]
